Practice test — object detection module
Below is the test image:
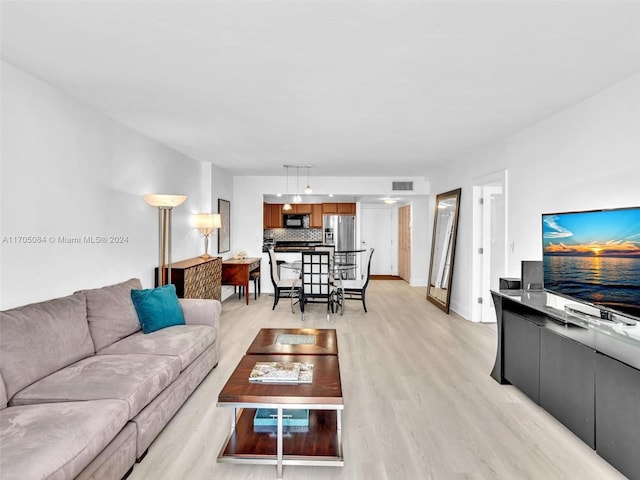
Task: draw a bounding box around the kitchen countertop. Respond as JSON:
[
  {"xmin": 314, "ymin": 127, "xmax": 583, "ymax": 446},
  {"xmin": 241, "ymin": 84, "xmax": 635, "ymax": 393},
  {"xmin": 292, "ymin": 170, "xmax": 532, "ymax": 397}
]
[{"xmin": 262, "ymin": 241, "xmax": 333, "ymax": 253}]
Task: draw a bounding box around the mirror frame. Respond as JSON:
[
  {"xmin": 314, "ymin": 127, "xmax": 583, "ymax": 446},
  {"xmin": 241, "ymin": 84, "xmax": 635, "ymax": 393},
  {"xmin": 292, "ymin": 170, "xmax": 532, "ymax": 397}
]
[{"xmin": 426, "ymin": 188, "xmax": 462, "ymax": 313}]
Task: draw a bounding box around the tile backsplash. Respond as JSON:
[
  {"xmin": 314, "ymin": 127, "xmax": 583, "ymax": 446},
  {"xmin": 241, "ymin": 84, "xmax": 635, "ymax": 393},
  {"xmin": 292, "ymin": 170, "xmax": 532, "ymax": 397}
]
[{"xmin": 264, "ymin": 228, "xmax": 323, "ymax": 242}]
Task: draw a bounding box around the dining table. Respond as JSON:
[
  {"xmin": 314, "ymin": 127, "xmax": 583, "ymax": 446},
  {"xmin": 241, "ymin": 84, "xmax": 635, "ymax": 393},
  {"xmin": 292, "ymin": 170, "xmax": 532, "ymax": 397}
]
[{"xmin": 280, "ymin": 256, "xmax": 360, "ymax": 316}]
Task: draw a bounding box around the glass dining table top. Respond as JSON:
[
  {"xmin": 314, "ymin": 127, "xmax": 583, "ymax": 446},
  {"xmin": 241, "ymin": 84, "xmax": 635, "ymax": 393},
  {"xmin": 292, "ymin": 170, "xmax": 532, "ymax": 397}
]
[
  {"xmin": 281, "ymin": 261, "xmax": 356, "ymax": 272},
  {"xmin": 280, "ymin": 250, "xmax": 365, "ymax": 269}
]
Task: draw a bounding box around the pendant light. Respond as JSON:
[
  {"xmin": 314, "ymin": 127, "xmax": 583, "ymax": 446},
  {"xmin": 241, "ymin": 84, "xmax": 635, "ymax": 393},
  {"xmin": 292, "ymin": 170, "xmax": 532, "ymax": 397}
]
[
  {"xmin": 292, "ymin": 166, "xmax": 302, "ymax": 203},
  {"xmin": 304, "ymin": 166, "xmax": 313, "ymax": 194},
  {"xmin": 283, "ymin": 165, "xmax": 292, "ymax": 211}
]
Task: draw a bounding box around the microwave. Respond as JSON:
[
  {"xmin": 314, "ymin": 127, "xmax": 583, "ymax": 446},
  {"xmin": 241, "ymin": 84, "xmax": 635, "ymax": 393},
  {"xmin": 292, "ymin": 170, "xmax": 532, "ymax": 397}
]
[{"xmin": 283, "ymin": 214, "xmax": 309, "ymax": 228}]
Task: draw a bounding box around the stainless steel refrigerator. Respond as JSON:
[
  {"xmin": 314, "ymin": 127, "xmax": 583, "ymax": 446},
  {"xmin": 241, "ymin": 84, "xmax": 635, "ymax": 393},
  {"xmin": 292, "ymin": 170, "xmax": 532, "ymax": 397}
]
[{"xmin": 323, "ymin": 215, "xmax": 357, "ymax": 279}]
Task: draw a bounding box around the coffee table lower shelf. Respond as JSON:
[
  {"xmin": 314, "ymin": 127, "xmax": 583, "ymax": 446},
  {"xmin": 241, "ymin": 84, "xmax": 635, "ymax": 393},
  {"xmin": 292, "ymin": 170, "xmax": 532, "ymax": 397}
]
[{"xmin": 217, "ymin": 407, "xmax": 344, "ymax": 470}]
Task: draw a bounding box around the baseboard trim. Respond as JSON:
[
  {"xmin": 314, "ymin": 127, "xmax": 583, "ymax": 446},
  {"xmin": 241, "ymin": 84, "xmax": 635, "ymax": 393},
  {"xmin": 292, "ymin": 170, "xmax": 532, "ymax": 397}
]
[{"xmin": 371, "ymin": 275, "xmax": 404, "ymax": 280}]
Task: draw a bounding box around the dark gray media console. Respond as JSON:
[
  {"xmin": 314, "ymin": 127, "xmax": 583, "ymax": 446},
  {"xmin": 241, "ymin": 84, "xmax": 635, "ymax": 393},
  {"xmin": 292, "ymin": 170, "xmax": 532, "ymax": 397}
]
[{"xmin": 491, "ymin": 290, "xmax": 640, "ymax": 480}]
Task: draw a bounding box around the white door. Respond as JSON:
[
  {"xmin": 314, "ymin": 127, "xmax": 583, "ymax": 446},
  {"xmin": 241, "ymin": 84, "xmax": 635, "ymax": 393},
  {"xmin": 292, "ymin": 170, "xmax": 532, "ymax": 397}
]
[
  {"xmin": 472, "ymin": 171, "xmax": 507, "ymax": 322},
  {"xmin": 360, "ymin": 206, "xmax": 394, "ymax": 275}
]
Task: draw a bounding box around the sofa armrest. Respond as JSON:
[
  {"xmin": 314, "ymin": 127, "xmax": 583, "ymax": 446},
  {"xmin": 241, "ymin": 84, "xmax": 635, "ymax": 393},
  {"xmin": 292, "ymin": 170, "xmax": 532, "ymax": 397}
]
[{"xmin": 178, "ymin": 299, "xmax": 221, "ymax": 330}]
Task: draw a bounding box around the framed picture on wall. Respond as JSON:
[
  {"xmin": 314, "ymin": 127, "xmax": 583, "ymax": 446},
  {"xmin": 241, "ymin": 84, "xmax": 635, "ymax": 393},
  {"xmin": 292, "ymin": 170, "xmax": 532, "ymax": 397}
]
[{"xmin": 218, "ymin": 198, "xmax": 230, "ymax": 253}]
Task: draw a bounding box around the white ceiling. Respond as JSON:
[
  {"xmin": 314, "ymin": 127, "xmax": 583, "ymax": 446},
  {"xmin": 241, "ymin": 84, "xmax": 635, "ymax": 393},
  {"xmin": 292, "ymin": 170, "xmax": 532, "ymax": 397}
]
[{"xmin": 2, "ymin": 0, "xmax": 640, "ymax": 177}]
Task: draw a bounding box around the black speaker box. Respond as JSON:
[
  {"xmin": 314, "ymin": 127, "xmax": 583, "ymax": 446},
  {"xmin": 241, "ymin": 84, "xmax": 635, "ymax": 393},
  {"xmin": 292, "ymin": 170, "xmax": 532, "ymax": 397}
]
[
  {"xmin": 499, "ymin": 277, "xmax": 521, "ymax": 290},
  {"xmin": 521, "ymin": 260, "xmax": 543, "ymax": 291}
]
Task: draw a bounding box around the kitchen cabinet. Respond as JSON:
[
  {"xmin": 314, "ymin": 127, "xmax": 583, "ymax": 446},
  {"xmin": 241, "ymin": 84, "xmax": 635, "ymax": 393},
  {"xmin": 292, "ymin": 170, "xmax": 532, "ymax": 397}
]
[
  {"xmin": 311, "ymin": 204, "xmax": 323, "ymax": 228},
  {"xmin": 322, "ymin": 203, "xmax": 338, "ymax": 214},
  {"xmin": 292, "ymin": 203, "xmax": 312, "ymax": 214},
  {"xmin": 337, "ymin": 203, "xmax": 356, "ymax": 214},
  {"xmin": 322, "ymin": 203, "xmax": 356, "ymax": 215},
  {"xmin": 263, "ymin": 203, "xmax": 283, "ymax": 228},
  {"xmin": 264, "ymin": 202, "xmax": 356, "ymax": 229}
]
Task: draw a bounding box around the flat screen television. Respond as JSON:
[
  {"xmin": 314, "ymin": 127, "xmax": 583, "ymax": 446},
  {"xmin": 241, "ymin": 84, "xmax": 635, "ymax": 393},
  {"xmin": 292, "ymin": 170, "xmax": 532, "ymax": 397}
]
[{"xmin": 542, "ymin": 206, "xmax": 640, "ymax": 322}]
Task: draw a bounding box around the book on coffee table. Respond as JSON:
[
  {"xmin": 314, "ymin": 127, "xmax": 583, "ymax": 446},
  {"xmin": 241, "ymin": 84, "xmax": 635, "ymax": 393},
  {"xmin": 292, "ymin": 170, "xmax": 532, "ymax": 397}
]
[
  {"xmin": 253, "ymin": 408, "xmax": 310, "ymax": 432},
  {"xmin": 249, "ymin": 361, "xmax": 314, "ymax": 384}
]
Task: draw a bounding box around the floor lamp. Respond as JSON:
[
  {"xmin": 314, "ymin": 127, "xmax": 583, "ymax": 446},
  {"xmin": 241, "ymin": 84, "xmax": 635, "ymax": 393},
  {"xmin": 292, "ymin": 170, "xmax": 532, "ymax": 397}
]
[{"xmin": 143, "ymin": 194, "xmax": 187, "ymax": 287}]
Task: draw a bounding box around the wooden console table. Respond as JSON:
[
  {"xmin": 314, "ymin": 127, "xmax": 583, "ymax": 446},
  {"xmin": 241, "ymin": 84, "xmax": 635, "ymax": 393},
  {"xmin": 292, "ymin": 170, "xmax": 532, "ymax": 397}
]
[
  {"xmin": 222, "ymin": 257, "xmax": 261, "ymax": 305},
  {"xmin": 155, "ymin": 256, "xmax": 222, "ymax": 300}
]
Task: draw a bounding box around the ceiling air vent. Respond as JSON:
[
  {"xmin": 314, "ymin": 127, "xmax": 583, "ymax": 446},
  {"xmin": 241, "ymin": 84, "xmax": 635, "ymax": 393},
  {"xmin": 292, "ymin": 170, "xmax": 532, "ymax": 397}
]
[{"xmin": 392, "ymin": 181, "xmax": 413, "ymax": 192}]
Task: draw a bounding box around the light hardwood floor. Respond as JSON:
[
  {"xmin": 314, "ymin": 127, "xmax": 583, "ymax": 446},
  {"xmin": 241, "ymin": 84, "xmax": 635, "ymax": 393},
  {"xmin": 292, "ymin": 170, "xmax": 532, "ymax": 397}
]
[{"xmin": 128, "ymin": 281, "xmax": 627, "ymax": 480}]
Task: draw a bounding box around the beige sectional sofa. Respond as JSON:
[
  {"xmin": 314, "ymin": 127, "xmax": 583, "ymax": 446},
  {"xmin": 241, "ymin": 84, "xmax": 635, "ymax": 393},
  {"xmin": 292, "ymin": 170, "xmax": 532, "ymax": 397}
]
[{"xmin": 0, "ymin": 278, "xmax": 221, "ymax": 480}]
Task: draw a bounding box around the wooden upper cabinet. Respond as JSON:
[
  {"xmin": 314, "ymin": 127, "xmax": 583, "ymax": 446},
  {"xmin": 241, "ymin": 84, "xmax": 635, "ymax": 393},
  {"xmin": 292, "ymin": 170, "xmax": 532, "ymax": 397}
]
[
  {"xmin": 264, "ymin": 202, "xmax": 355, "ymax": 229},
  {"xmin": 292, "ymin": 203, "xmax": 312, "ymax": 214},
  {"xmin": 263, "ymin": 203, "xmax": 283, "ymax": 228},
  {"xmin": 272, "ymin": 204, "xmax": 283, "ymax": 227},
  {"xmin": 311, "ymin": 204, "xmax": 323, "ymax": 228},
  {"xmin": 337, "ymin": 203, "xmax": 356, "ymax": 215},
  {"xmin": 322, "ymin": 203, "xmax": 355, "ymax": 215},
  {"xmin": 322, "ymin": 203, "xmax": 337, "ymax": 214}
]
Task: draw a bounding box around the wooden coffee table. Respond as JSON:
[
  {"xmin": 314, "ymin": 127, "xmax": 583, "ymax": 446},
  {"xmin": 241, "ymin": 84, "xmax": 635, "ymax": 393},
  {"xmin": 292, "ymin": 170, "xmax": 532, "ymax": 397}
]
[
  {"xmin": 217, "ymin": 339, "xmax": 343, "ymax": 478},
  {"xmin": 246, "ymin": 328, "xmax": 338, "ymax": 356}
]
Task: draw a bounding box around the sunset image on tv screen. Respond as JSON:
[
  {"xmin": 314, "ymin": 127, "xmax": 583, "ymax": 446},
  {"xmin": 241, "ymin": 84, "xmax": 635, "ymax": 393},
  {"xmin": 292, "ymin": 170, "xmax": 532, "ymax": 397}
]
[{"xmin": 542, "ymin": 207, "xmax": 640, "ymax": 318}]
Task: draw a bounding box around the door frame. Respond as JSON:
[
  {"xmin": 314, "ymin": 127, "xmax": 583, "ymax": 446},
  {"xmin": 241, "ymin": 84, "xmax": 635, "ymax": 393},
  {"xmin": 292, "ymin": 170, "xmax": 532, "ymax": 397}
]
[{"xmin": 472, "ymin": 170, "xmax": 508, "ymax": 323}]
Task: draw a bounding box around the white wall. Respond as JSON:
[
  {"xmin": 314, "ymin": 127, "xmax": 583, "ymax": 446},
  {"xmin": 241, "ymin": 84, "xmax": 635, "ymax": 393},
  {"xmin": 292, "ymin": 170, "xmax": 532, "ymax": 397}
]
[
  {"xmin": 0, "ymin": 62, "xmax": 209, "ymax": 308},
  {"xmin": 0, "ymin": 62, "xmax": 431, "ymax": 306},
  {"xmin": 8, "ymin": 58, "xmax": 635, "ymax": 315},
  {"xmin": 209, "ymin": 164, "xmax": 234, "ymax": 258},
  {"xmin": 429, "ymin": 73, "xmax": 640, "ymax": 320},
  {"xmin": 410, "ymin": 197, "xmax": 430, "ymax": 286}
]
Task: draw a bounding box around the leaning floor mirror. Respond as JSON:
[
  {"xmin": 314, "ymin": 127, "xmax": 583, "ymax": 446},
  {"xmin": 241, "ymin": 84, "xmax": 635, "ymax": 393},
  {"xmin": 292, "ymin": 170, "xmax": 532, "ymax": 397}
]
[{"xmin": 427, "ymin": 188, "xmax": 462, "ymax": 313}]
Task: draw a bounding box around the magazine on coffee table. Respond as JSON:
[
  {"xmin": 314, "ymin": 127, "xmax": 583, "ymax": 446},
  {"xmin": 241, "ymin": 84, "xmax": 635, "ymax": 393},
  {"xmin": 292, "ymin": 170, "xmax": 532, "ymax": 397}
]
[{"xmin": 249, "ymin": 361, "xmax": 314, "ymax": 384}]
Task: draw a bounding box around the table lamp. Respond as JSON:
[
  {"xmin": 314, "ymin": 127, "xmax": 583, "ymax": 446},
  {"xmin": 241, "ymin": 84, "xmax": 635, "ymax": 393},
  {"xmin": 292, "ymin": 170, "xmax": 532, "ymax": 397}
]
[{"xmin": 193, "ymin": 213, "xmax": 222, "ymax": 259}]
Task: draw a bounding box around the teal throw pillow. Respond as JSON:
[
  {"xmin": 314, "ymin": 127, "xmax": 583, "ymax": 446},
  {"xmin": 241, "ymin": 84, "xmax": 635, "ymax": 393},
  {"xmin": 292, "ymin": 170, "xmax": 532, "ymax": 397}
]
[{"xmin": 130, "ymin": 284, "xmax": 185, "ymax": 334}]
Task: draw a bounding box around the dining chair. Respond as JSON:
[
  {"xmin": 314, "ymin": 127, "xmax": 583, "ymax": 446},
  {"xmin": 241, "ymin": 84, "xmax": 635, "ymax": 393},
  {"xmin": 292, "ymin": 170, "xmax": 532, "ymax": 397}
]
[
  {"xmin": 300, "ymin": 251, "xmax": 336, "ymax": 321},
  {"xmin": 268, "ymin": 248, "xmax": 299, "ymax": 311},
  {"xmin": 339, "ymin": 248, "xmax": 374, "ymax": 312},
  {"xmin": 314, "ymin": 245, "xmax": 336, "ymax": 279}
]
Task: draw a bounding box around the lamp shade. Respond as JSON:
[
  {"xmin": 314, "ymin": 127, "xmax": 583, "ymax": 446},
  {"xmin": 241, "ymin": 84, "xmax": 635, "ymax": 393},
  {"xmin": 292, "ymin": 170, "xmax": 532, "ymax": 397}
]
[
  {"xmin": 143, "ymin": 194, "xmax": 187, "ymax": 208},
  {"xmin": 193, "ymin": 213, "xmax": 221, "ymax": 230},
  {"xmin": 142, "ymin": 193, "xmax": 187, "ymax": 287}
]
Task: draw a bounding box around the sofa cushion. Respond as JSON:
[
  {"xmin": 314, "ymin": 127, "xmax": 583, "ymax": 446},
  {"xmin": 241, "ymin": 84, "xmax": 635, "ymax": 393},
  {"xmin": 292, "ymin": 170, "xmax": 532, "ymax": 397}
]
[
  {"xmin": 74, "ymin": 422, "xmax": 138, "ymax": 480},
  {"xmin": 132, "ymin": 343, "xmax": 218, "ymax": 457},
  {"xmin": 79, "ymin": 278, "xmax": 143, "ymax": 352},
  {"xmin": 0, "ymin": 293, "xmax": 94, "ymax": 401},
  {"xmin": 10, "ymin": 354, "xmax": 181, "ymax": 419},
  {"xmin": 179, "ymin": 298, "xmax": 222, "ymax": 329},
  {"xmin": 0, "ymin": 399, "xmax": 129, "ymax": 480},
  {"xmin": 98, "ymin": 325, "xmax": 217, "ymax": 371},
  {"xmin": 75, "ymin": 422, "xmax": 136, "ymax": 480},
  {"xmin": 0, "ymin": 371, "xmax": 7, "ymax": 410},
  {"xmin": 131, "ymin": 284, "xmax": 185, "ymax": 334}
]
